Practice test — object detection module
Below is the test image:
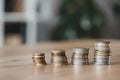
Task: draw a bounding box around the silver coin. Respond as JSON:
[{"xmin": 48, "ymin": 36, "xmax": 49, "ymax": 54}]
[
  {"xmin": 72, "ymin": 59, "xmax": 89, "ymax": 63},
  {"xmin": 72, "ymin": 55, "xmax": 88, "ymax": 59},
  {"xmin": 95, "ymin": 45, "xmax": 109, "ymax": 48},
  {"xmin": 72, "ymin": 61, "xmax": 89, "ymax": 65},
  {"xmin": 51, "ymin": 57, "xmax": 67, "ymax": 63},
  {"xmin": 95, "ymin": 56, "xmax": 109, "ymax": 58},
  {"xmin": 95, "ymin": 59, "xmax": 109, "ymax": 63},
  {"xmin": 72, "ymin": 58, "xmax": 88, "ymax": 61},
  {"xmin": 93, "ymin": 58, "xmax": 109, "ymax": 60},
  {"xmin": 94, "ymin": 58, "xmax": 109, "ymax": 60},
  {"xmin": 72, "ymin": 61, "xmax": 88, "ymax": 64},
  {"xmin": 93, "ymin": 59, "xmax": 109, "ymax": 63},
  {"xmin": 72, "ymin": 60, "xmax": 89, "ymax": 63},
  {"xmin": 95, "ymin": 43, "xmax": 109, "ymax": 47},
  {"xmin": 94, "ymin": 58, "xmax": 109, "ymax": 61},
  {"xmin": 94, "ymin": 59, "xmax": 110, "ymax": 63},
  {"xmin": 94, "ymin": 47, "xmax": 110, "ymax": 51},
  {"xmin": 72, "ymin": 60, "xmax": 88, "ymax": 63},
  {"xmin": 94, "ymin": 62, "xmax": 110, "ymax": 65},
  {"xmin": 73, "ymin": 48, "xmax": 89, "ymax": 54},
  {"xmin": 52, "ymin": 62, "xmax": 68, "ymax": 65}
]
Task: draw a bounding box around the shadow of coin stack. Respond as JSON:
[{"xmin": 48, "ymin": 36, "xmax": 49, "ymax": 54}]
[
  {"xmin": 32, "ymin": 52, "xmax": 47, "ymax": 65},
  {"xmin": 51, "ymin": 49, "xmax": 68, "ymax": 65},
  {"xmin": 71, "ymin": 48, "xmax": 89, "ymax": 65},
  {"xmin": 94, "ymin": 40, "xmax": 111, "ymax": 65}
]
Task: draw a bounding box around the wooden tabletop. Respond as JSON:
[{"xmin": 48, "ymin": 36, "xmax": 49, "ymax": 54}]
[{"xmin": 0, "ymin": 39, "xmax": 120, "ymax": 80}]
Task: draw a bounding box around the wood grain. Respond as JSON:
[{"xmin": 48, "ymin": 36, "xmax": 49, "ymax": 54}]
[{"xmin": 0, "ymin": 39, "xmax": 120, "ymax": 80}]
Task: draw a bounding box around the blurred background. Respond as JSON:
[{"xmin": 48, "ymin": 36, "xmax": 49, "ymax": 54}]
[{"xmin": 0, "ymin": 0, "xmax": 120, "ymax": 46}]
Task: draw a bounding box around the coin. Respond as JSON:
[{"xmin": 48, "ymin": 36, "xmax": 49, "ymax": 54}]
[
  {"xmin": 95, "ymin": 55, "xmax": 109, "ymax": 58},
  {"xmin": 51, "ymin": 49, "xmax": 66, "ymax": 56},
  {"xmin": 51, "ymin": 49, "xmax": 68, "ymax": 65},
  {"xmin": 32, "ymin": 52, "xmax": 47, "ymax": 65},
  {"xmin": 72, "ymin": 48, "xmax": 89, "ymax": 65},
  {"xmin": 94, "ymin": 62, "xmax": 110, "ymax": 65},
  {"xmin": 93, "ymin": 40, "xmax": 111, "ymax": 65},
  {"xmin": 52, "ymin": 62, "xmax": 68, "ymax": 65},
  {"xmin": 51, "ymin": 56, "xmax": 67, "ymax": 63},
  {"xmin": 33, "ymin": 52, "xmax": 45, "ymax": 56},
  {"xmin": 94, "ymin": 50, "xmax": 111, "ymax": 54},
  {"xmin": 73, "ymin": 48, "xmax": 89, "ymax": 54},
  {"xmin": 72, "ymin": 55, "xmax": 88, "ymax": 59},
  {"xmin": 94, "ymin": 59, "xmax": 109, "ymax": 62},
  {"xmin": 95, "ymin": 40, "xmax": 110, "ymax": 44},
  {"xmin": 94, "ymin": 47, "xmax": 110, "ymax": 51},
  {"xmin": 72, "ymin": 60, "xmax": 89, "ymax": 65},
  {"xmin": 72, "ymin": 59, "xmax": 89, "ymax": 65}
]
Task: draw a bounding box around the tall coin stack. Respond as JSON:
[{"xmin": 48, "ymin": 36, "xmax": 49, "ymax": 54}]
[
  {"xmin": 51, "ymin": 49, "xmax": 68, "ymax": 65},
  {"xmin": 32, "ymin": 52, "xmax": 47, "ymax": 65},
  {"xmin": 94, "ymin": 40, "xmax": 111, "ymax": 65},
  {"xmin": 71, "ymin": 48, "xmax": 89, "ymax": 65}
]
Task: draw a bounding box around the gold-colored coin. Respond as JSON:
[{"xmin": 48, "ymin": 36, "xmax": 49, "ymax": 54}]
[
  {"xmin": 32, "ymin": 52, "xmax": 47, "ymax": 65},
  {"xmin": 51, "ymin": 49, "xmax": 66, "ymax": 56}
]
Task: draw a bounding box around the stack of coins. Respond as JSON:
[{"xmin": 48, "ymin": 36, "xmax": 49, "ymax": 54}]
[
  {"xmin": 32, "ymin": 52, "xmax": 47, "ymax": 65},
  {"xmin": 94, "ymin": 40, "xmax": 111, "ymax": 65},
  {"xmin": 51, "ymin": 49, "xmax": 68, "ymax": 65},
  {"xmin": 71, "ymin": 48, "xmax": 89, "ymax": 65}
]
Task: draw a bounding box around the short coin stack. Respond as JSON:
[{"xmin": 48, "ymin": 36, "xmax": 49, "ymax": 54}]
[
  {"xmin": 32, "ymin": 52, "xmax": 47, "ymax": 65},
  {"xmin": 71, "ymin": 48, "xmax": 89, "ymax": 65},
  {"xmin": 94, "ymin": 40, "xmax": 111, "ymax": 65},
  {"xmin": 51, "ymin": 49, "xmax": 68, "ymax": 65}
]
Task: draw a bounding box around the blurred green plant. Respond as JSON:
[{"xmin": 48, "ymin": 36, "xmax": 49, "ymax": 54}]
[{"xmin": 52, "ymin": 0, "xmax": 106, "ymax": 40}]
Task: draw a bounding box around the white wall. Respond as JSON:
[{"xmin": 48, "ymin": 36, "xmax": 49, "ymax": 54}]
[{"xmin": 0, "ymin": 0, "xmax": 4, "ymax": 47}]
